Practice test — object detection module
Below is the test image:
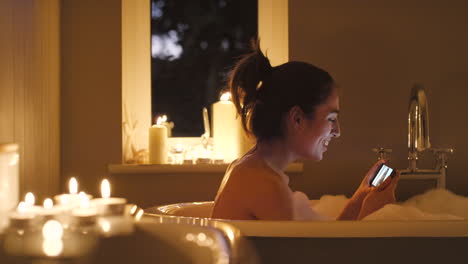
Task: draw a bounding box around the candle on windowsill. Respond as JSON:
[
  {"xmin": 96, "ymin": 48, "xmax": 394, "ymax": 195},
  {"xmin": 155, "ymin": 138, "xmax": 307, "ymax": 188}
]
[
  {"xmin": 149, "ymin": 116, "xmax": 168, "ymax": 164},
  {"xmin": 212, "ymin": 92, "xmax": 252, "ymax": 163}
]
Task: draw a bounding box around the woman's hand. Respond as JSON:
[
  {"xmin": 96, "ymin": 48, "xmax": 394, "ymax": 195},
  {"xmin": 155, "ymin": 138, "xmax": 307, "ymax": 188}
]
[
  {"xmin": 351, "ymin": 160, "xmax": 387, "ymax": 200},
  {"xmin": 357, "ymin": 169, "xmax": 400, "ymax": 220},
  {"xmin": 337, "ymin": 160, "xmax": 396, "ymax": 220}
]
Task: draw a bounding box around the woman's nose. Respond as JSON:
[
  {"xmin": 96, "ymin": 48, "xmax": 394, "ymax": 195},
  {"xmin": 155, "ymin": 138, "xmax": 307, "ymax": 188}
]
[{"xmin": 332, "ymin": 120, "xmax": 341, "ymax": 138}]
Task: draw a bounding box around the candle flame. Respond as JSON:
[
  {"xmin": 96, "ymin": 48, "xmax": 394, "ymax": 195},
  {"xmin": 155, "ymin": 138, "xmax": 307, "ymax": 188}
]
[
  {"xmin": 25, "ymin": 192, "xmax": 35, "ymax": 206},
  {"xmin": 156, "ymin": 116, "xmax": 164, "ymax": 125},
  {"xmin": 220, "ymin": 92, "xmax": 231, "ymax": 101},
  {"xmin": 43, "ymin": 198, "xmax": 53, "ymax": 209},
  {"xmin": 17, "ymin": 201, "xmax": 27, "ymax": 213},
  {"xmin": 69, "ymin": 177, "xmax": 78, "ymax": 194},
  {"xmin": 101, "ymin": 179, "xmax": 111, "ymax": 198}
]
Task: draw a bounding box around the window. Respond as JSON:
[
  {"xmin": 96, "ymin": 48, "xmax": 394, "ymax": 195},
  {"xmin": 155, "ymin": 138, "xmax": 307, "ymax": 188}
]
[{"xmin": 151, "ymin": 0, "xmax": 258, "ymax": 136}]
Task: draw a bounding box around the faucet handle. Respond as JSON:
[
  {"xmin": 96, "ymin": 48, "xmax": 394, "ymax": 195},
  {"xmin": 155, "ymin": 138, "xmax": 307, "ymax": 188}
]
[
  {"xmin": 430, "ymin": 148, "xmax": 454, "ymax": 169},
  {"xmin": 372, "ymin": 147, "xmax": 393, "ymax": 161}
]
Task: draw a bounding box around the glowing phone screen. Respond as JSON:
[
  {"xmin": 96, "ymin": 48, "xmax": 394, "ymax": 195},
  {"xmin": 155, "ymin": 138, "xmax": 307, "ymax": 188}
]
[{"xmin": 371, "ymin": 164, "xmax": 394, "ymax": 187}]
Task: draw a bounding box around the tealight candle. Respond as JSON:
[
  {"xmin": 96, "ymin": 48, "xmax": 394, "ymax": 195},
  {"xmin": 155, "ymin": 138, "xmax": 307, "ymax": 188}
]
[
  {"xmin": 54, "ymin": 177, "xmax": 92, "ymax": 208},
  {"xmin": 40, "ymin": 198, "xmax": 67, "ymax": 222},
  {"xmin": 91, "ymin": 179, "xmax": 127, "ymax": 216},
  {"xmin": 8, "ymin": 201, "xmax": 38, "ymax": 231},
  {"xmin": 23, "ymin": 192, "xmax": 44, "ymax": 214},
  {"xmin": 71, "ymin": 194, "xmax": 97, "ymax": 229},
  {"xmin": 149, "ymin": 116, "xmax": 168, "ymax": 164}
]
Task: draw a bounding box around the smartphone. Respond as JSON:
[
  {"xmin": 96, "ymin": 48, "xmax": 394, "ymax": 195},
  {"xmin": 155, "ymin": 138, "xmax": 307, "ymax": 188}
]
[{"xmin": 370, "ymin": 164, "xmax": 395, "ymax": 187}]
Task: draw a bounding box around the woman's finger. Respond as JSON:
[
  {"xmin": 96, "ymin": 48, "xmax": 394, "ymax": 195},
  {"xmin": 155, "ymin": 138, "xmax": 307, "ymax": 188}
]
[{"xmin": 366, "ymin": 160, "xmax": 387, "ymax": 183}]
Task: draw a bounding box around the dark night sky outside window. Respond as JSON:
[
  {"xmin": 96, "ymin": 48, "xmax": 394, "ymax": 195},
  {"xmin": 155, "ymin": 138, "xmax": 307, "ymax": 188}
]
[{"xmin": 151, "ymin": 0, "xmax": 258, "ymax": 136}]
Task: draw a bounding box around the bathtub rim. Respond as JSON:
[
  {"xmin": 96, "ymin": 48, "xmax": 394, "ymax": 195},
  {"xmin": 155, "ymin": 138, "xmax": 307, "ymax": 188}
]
[{"xmin": 145, "ymin": 201, "xmax": 468, "ymax": 238}]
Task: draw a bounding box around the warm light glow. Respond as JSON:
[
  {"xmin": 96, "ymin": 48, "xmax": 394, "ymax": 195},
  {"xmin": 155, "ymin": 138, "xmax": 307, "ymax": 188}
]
[
  {"xmin": 42, "ymin": 220, "xmax": 65, "ymax": 257},
  {"xmin": 161, "ymin": 115, "xmax": 168, "ymax": 122},
  {"xmin": 129, "ymin": 205, "xmax": 137, "ymax": 215},
  {"xmin": 185, "ymin": 233, "xmax": 195, "ymax": 241},
  {"xmin": 101, "ymin": 179, "xmax": 111, "ymax": 198},
  {"xmin": 17, "ymin": 201, "xmax": 27, "ymax": 213},
  {"xmin": 156, "ymin": 116, "xmax": 164, "ymax": 125},
  {"xmin": 197, "ymin": 232, "xmax": 207, "ymax": 242},
  {"xmin": 9, "ymin": 153, "xmax": 19, "ymax": 166},
  {"xmin": 135, "ymin": 209, "xmax": 144, "ymax": 221},
  {"xmin": 43, "ymin": 198, "xmax": 53, "ymax": 209},
  {"xmin": 99, "ymin": 219, "xmax": 111, "ymax": 233},
  {"xmin": 220, "ymin": 92, "xmax": 231, "ymax": 101},
  {"xmin": 60, "ymin": 195, "xmax": 69, "ymax": 205},
  {"xmin": 25, "ymin": 192, "xmax": 35, "ymax": 207},
  {"xmin": 79, "ymin": 192, "xmax": 90, "ymax": 208},
  {"xmin": 42, "ymin": 239, "xmax": 63, "ymax": 257},
  {"xmin": 69, "ymin": 177, "xmax": 78, "ymax": 194},
  {"xmin": 42, "ymin": 220, "xmax": 64, "ymax": 240}
]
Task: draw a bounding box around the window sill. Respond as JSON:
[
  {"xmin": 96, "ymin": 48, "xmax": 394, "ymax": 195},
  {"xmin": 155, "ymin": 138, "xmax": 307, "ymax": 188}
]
[{"xmin": 108, "ymin": 162, "xmax": 303, "ymax": 175}]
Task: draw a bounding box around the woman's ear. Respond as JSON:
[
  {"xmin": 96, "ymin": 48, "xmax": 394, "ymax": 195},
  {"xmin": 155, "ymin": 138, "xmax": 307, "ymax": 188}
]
[{"xmin": 287, "ymin": 106, "xmax": 305, "ymax": 130}]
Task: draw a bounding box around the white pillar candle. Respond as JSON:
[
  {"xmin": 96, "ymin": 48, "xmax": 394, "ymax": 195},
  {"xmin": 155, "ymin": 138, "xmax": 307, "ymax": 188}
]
[
  {"xmin": 0, "ymin": 143, "xmax": 19, "ymax": 231},
  {"xmin": 212, "ymin": 93, "xmax": 252, "ymax": 163},
  {"xmin": 149, "ymin": 116, "xmax": 168, "ymax": 164}
]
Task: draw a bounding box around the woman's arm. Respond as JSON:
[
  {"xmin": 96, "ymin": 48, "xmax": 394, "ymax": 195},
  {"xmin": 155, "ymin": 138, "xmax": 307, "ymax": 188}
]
[
  {"xmin": 336, "ymin": 190, "xmax": 368, "ymax": 220},
  {"xmin": 336, "ymin": 160, "xmax": 398, "ymax": 220}
]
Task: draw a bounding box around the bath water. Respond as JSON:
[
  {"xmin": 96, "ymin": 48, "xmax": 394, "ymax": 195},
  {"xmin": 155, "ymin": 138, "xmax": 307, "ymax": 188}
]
[{"xmin": 311, "ymin": 189, "xmax": 468, "ymax": 220}]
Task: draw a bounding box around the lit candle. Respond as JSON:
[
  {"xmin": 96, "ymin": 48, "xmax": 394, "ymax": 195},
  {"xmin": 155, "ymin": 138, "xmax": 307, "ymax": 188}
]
[
  {"xmin": 91, "ymin": 179, "xmax": 127, "ymax": 216},
  {"xmin": 54, "ymin": 177, "xmax": 92, "ymax": 208},
  {"xmin": 40, "ymin": 198, "xmax": 66, "ymax": 220},
  {"xmin": 8, "ymin": 201, "xmax": 37, "ymax": 231},
  {"xmin": 23, "ymin": 192, "xmax": 44, "ymax": 214},
  {"xmin": 149, "ymin": 116, "xmax": 168, "ymax": 164},
  {"xmin": 71, "ymin": 192, "xmax": 97, "ymax": 228},
  {"xmin": 212, "ymin": 92, "xmax": 252, "ymax": 162},
  {"xmin": 0, "ymin": 143, "xmax": 19, "ymax": 232}
]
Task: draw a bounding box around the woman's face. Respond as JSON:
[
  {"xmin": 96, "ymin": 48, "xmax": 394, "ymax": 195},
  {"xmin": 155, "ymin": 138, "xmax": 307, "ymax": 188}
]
[{"xmin": 292, "ymin": 88, "xmax": 341, "ymax": 161}]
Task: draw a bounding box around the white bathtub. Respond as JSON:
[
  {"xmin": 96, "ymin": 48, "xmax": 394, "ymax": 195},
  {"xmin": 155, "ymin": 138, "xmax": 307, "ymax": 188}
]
[{"xmin": 144, "ymin": 201, "xmax": 468, "ymax": 264}]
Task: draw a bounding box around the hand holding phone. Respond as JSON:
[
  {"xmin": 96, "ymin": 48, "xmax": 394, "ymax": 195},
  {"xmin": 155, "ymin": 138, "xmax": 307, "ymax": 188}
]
[{"xmin": 370, "ymin": 164, "xmax": 395, "ymax": 187}]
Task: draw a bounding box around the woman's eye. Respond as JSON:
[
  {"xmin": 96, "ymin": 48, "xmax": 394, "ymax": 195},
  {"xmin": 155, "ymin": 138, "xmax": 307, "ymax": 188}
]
[{"xmin": 328, "ymin": 118, "xmax": 337, "ymax": 123}]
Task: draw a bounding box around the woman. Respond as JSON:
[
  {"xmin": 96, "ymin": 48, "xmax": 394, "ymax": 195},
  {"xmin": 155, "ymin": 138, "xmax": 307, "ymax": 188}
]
[{"xmin": 211, "ymin": 41, "xmax": 399, "ymax": 220}]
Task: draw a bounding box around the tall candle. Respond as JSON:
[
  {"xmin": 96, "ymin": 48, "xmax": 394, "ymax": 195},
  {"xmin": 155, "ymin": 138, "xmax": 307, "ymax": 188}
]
[
  {"xmin": 212, "ymin": 92, "xmax": 252, "ymax": 162},
  {"xmin": 0, "ymin": 143, "xmax": 19, "ymax": 231},
  {"xmin": 149, "ymin": 116, "xmax": 168, "ymax": 164}
]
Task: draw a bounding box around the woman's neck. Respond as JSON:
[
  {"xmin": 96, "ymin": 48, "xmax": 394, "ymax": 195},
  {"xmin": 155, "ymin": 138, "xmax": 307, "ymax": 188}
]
[{"xmin": 254, "ymin": 139, "xmax": 295, "ymax": 172}]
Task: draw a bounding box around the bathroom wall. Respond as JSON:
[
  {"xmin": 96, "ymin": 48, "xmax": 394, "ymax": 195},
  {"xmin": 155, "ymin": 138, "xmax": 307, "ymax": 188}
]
[
  {"xmin": 60, "ymin": 0, "xmax": 123, "ymax": 195},
  {"xmin": 288, "ymin": 0, "xmax": 468, "ymax": 198},
  {"xmin": 60, "ymin": 0, "xmax": 151, "ymax": 196},
  {"xmin": 0, "ymin": 0, "xmax": 60, "ymax": 199}
]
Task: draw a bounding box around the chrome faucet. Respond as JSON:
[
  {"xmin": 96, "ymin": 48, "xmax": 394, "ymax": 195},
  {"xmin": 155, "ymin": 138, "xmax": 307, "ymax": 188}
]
[
  {"xmin": 407, "ymin": 84, "xmax": 431, "ymax": 171},
  {"xmin": 374, "ymin": 84, "xmax": 453, "ymax": 189}
]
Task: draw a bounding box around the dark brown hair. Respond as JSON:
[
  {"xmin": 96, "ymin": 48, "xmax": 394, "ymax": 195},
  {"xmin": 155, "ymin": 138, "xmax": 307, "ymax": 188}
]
[{"xmin": 228, "ymin": 40, "xmax": 335, "ymax": 142}]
